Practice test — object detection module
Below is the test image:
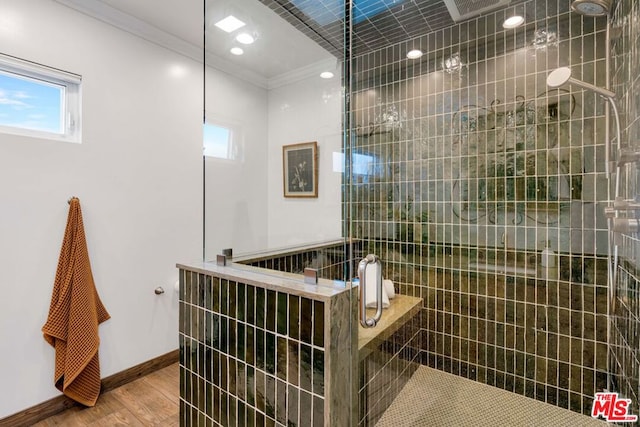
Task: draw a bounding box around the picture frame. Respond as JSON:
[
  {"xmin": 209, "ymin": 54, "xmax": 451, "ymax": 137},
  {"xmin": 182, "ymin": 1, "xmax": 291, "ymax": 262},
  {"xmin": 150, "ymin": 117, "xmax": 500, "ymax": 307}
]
[{"xmin": 283, "ymin": 141, "xmax": 318, "ymax": 198}]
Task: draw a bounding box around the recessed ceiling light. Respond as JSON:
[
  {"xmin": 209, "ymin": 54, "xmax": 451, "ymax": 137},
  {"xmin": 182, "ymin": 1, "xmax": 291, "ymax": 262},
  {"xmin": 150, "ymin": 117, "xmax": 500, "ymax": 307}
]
[
  {"xmin": 230, "ymin": 47, "xmax": 244, "ymax": 55},
  {"xmin": 320, "ymin": 71, "xmax": 334, "ymax": 79},
  {"xmin": 407, "ymin": 49, "xmax": 423, "ymax": 59},
  {"xmin": 236, "ymin": 33, "xmax": 255, "ymax": 44},
  {"xmin": 214, "ymin": 15, "xmax": 246, "ymax": 33},
  {"xmin": 503, "ymin": 15, "xmax": 525, "ymax": 29}
]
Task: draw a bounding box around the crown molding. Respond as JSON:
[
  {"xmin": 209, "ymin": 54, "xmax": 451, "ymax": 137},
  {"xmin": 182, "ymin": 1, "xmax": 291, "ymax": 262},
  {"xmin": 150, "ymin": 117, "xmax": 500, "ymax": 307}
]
[
  {"xmin": 53, "ymin": 0, "xmax": 269, "ymax": 88},
  {"xmin": 54, "ymin": 0, "xmax": 201, "ymax": 61},
  {"xmin": 267, "ymin": 57, "xmax": 339, "ymax": 90},
  {"xmin": 204, "ymin": 52, "xmax": 268, "ymax": 89}
]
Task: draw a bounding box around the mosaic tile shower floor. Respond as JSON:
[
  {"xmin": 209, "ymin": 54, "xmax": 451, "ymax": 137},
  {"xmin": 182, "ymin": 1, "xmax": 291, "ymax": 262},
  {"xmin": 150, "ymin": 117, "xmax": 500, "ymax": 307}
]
[{"xmin": 376, "ymin": 367, "xmax": 607, "ymax": 427}]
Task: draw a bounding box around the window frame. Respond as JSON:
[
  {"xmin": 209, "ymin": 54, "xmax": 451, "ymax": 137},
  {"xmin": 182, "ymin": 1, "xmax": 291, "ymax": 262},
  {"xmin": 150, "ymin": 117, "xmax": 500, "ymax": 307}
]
[{"xmin": 0, "ymin": 53, "xmax": 81, "ymax": 143}]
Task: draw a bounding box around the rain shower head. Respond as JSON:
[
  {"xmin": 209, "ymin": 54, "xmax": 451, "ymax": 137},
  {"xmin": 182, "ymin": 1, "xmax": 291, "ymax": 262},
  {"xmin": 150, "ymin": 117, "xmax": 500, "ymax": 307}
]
[
  {"xmin": 546, "ymin": 67, "xmax": 616, "ymax": 100},
  {"xmin": 571, "ymin": 0, "xmax": 611, "ymax": 17}
]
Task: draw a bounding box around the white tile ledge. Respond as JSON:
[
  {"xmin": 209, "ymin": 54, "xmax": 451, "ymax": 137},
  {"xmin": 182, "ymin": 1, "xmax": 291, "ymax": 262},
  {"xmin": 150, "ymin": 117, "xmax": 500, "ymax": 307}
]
[{"xmin": 177, "ymin": 260, "xmax": 350, "ymax": 302}]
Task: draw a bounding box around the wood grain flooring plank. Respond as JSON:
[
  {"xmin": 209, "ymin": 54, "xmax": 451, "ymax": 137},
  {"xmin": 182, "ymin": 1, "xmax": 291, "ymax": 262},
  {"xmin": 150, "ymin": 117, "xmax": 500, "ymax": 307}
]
[
  {"xmin": 34, "ymin": 363, "xmax": 180, "ymax": 427},
  {"xmin": 110, "ymin": 376, "xmax": 179, "ymax": 425},
  {"xmin": 156, "ymin": 416, "xmax": 180, "ymax": 427},
  {"xmin": 143, "ymin": 366, "xmax": 180, "ymax": 403},
  {"xmin": 32, "ymin": 390, "xmax": 125, "ymax": 426},
  {"xmin": 86, "ymin": 409, "xmax": 145, "ymax": 427}
]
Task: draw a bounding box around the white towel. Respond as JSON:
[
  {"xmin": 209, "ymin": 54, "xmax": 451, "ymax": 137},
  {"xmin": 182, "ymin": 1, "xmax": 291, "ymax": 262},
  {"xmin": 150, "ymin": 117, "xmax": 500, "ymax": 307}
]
[
  {"xmin": 383, "ymin": 279, "xmax": 395, "ymax": 299},
  {"xmin": 364, "ymin": 262, "xmax": 390, "ymax": 308}
]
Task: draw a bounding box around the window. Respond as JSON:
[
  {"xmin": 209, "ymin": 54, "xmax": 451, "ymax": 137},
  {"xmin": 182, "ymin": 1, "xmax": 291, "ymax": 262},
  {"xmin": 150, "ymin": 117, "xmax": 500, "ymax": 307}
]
[
  {"xmin": 203, "ymin": 122, "xmax": 238, "ymax": 160},
  {"xmin": 0, "ymin": 53, "xmax": 81, "ymax": 142}
]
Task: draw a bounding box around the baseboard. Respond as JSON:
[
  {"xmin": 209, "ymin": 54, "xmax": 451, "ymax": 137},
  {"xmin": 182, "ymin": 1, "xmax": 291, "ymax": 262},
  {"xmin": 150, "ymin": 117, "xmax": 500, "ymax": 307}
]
[{"xmin": 0, "ymin": 349, "xmax": 179, "ymax": 427}]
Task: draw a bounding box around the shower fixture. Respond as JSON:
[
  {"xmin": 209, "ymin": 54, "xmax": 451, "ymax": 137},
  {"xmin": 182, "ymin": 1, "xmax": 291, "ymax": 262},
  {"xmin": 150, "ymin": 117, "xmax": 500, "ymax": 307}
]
[
  {"xmin": 546, "ymin": 67, "xmax": 615, "ymax": 101},
  {"xmin": 617, "ymin": 150, "xmax": 640, "ymax": 166},
  {"xmin": 546, "ymin": 65, "xmax": 622, "ymax": 319},
  {"xmin": 546, "ymin": 67, "xmax": 619, "ymax": 175},
  {"xmin": 606, "ymin": 198, "xmax": 640, "ymax": 235},
  {"xmin": 571, "ymin": 0, "xmax": 612, "ymax": 17}
]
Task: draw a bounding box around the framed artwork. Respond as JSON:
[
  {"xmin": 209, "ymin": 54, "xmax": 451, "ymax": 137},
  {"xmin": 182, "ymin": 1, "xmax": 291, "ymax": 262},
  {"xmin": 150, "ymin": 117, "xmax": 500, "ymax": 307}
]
[{"xmin": 283, "ymin": 141, "xmax": 318, "ymax": 198}]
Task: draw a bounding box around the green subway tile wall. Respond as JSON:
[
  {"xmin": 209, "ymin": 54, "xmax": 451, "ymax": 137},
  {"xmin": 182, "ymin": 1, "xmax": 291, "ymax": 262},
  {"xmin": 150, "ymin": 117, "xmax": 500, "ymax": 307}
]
[
  {"xmin": 611, "ymin": 0, "xmax": 640, "ymax": 422},
  {"xmin": 349, "ymin": 0, "xmax": 611, "ymax": 418},
  {"xmin": 179, "ymin": 270, "xmax": 326, "ymax": 426}
]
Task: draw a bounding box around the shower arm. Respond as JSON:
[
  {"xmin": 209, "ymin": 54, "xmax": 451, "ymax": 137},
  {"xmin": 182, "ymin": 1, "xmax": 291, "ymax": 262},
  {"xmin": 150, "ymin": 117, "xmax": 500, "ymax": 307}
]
[
  {"xmin": 547, "ymin": 67, "xmax": 619, "ymax": 175},
  {"xmin": 565, "ymin": 78, "xmax": 618, "ymax": 177}
]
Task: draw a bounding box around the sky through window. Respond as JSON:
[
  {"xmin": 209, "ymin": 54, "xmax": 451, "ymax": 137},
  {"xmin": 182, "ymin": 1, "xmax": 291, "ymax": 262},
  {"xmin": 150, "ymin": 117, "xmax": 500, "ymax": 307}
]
[{"xmin": 0, "ymin": 72, "xmax": 64, "ymax": 134}]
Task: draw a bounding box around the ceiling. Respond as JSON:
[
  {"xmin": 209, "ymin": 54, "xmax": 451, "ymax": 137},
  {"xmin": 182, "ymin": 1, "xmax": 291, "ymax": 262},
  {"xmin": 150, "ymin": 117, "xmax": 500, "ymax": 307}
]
[
  {"xmin": 98, "ymin": 0, "xmax": 203, "ymax": 48},
  {"xmin": 256, "ymin": 0, "xmax": 527, "ymax": 57},
  {"xmin": 259, "ymin": 0, "xmax": 454, "ymax": 56},
  {"xmin": 54, "ymin": 0, "xmax": 337, "ymax": 87},
  {"xmin": 54, "ymin": 0, "xmax": 530, "ymax": 85},
  {"xmin": 204, "ymin": 0, "xmax": 335, "ymax": 79}
]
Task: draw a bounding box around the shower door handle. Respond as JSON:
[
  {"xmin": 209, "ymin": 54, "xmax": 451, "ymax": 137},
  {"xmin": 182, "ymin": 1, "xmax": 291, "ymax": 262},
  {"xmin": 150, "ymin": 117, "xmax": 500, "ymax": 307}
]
[{"xmin": 358, "ymin": 254, "xmax": 383, "ymax": 328}]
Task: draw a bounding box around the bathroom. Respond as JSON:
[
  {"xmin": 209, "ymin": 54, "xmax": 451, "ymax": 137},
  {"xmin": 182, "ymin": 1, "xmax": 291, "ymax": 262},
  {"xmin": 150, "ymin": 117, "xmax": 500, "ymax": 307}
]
[
  {"xmin": 196, "ymin": 0, "xmax": 640, "ymax": 424},
  {"xmin": 1, "ymin": 0, "xmax": 639, "ymax": 426}
]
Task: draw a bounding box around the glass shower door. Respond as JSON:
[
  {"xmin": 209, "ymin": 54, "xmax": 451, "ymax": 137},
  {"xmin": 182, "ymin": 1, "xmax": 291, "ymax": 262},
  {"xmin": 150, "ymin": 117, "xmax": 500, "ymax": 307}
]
[
  {"xmin": 346, "ymin": 0, "xmax": 615, "ymax": 425},
  {"xmin": 201, "ymin": 1, "xmax": 358, "ymax": 426},
  {"xmin": 203, "ymin": 0, "xmax": 345, "ymax": 262}
]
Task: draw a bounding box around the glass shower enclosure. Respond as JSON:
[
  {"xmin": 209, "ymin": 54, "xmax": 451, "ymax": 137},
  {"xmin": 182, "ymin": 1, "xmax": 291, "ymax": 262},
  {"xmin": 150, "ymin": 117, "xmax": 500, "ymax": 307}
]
[
  {"xmin": 202, "ymin": 0, "xmax": 357, "ymax": 425},
  {"xmin": 198, "ymin": 0, "xmax": 626, "ymax": 425}
]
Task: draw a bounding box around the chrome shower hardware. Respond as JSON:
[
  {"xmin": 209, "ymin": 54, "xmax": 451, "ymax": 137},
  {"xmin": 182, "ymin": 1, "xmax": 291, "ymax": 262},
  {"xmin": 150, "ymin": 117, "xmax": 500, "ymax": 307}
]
[
  {"xmin": 571, "ymin": 0, "xmax": 612, "ymax": 17},
  {"xmin": 546, "ymin": 67, "xmax": 616, "ymax": 100},
  {"xmin": 610, "ymin": 197, "xmax": 640, "ymax": 212},
  {"xmin": 304, "ymin": 268, "xmax": 318, "ymax": 285},
  {"xmin": 546, "ymin": 67, "xmax": 620, "ymax": 176},
  {"xmin": 610, "ymin": 218, "xmax": 640, "ymax": 235},
  {"xmin": 547, "ymin": 65, "xmax": 622, "ymax": 326},
  {"xmin": 617, "ymin": 150, "xmax": 640, "ymax": 167},
  {"xmin": 358, "ymin": 254, "xmax": 383, "ymax": 328},
  {"xmin": 604, "ymin": 199, "xmax": 640, "ymax": 241}
]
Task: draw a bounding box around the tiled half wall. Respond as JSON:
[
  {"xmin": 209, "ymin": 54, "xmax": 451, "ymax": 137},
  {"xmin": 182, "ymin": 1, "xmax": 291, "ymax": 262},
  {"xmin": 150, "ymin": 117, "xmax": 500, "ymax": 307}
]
[{"xmin": 178, "ymin": 265, "xmax": 353, "ymax": 426}]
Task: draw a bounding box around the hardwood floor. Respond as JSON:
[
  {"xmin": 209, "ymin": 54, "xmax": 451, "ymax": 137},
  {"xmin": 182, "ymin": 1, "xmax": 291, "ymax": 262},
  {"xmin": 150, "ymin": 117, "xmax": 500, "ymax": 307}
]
[{"xmin": 33, "ymin": 363, "xmax": 179, "ymax": 426}]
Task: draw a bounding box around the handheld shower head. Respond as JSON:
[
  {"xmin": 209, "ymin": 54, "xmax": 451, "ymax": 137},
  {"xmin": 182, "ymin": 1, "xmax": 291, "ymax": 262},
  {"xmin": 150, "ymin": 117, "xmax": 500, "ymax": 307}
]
[{"xmin": 546, "ymin": 67, "xmax": 616, "ymax": 100}]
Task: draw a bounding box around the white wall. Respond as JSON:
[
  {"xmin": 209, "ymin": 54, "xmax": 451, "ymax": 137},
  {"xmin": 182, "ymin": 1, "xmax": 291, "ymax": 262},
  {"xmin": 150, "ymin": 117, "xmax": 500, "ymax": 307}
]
[
  {"xmin": 0, "ymin": 0, "xmax": 343, "ymax": 418},
  {"xmin": 203, "ymin": 68, "xmax": 268, "ymax": 260},
  {"xmin": 204, "ymin": 70, "xmax": 343, "ymax": 258},
  {"xmin": 267, "ymin": 74, "xmax": 343, "ymax": 248},
  {"xmin": 0, "ymin": 0, "xmax": 202, "ymax": 418}
]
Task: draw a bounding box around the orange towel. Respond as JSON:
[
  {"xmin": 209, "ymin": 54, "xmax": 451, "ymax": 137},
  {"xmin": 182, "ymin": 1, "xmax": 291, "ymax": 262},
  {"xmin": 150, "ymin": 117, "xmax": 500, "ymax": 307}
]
[{"xmin": 42, "ymin": 197, "xmax": 110, "ymax": 407}]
